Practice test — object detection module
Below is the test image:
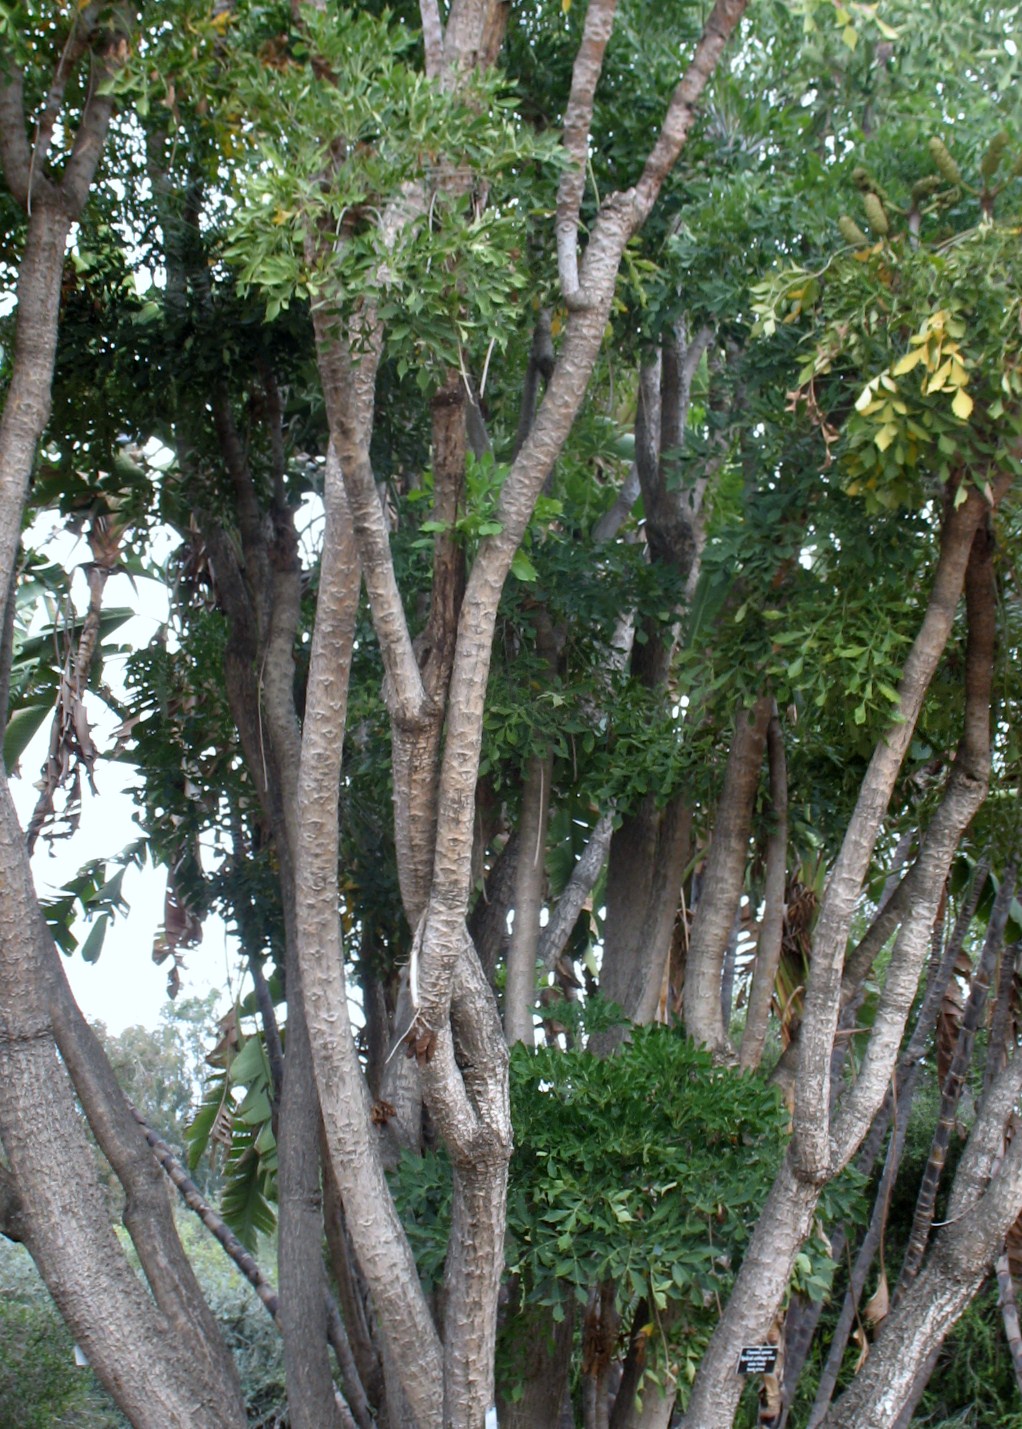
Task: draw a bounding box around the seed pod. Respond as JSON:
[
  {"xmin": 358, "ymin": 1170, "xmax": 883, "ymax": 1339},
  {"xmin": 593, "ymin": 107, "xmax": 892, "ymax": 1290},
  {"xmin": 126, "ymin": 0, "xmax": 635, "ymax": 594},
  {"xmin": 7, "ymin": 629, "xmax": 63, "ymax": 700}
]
[
  {"xmin": 928, "ymin": 137, "xmax": 961, "ymax": 186},
  {"xmin": 981, "ymin": 130, "xmax": 1010, "ymax": 181},
  {"xmin": 862, "ymin": 191, "xmax": 889, "ymax": 236},
  {"xmin": 838, "ymin": 215, "xmax": 868, "ymax": 247},
  {"xmin": 911, "ymin": 174, "xmax": 944, "ymax": 205},
  {"xmin": 852, "ymin": 166, "xmax": 873, "ymax": 191}
]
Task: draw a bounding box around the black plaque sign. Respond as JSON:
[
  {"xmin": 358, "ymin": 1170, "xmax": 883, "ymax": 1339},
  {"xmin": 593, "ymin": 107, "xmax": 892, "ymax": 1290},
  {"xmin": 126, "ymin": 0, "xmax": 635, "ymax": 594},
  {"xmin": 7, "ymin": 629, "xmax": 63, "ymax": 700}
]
[{"xmin": 736, "ymin": 1344, "xmax": 779, "ymax": 1376}]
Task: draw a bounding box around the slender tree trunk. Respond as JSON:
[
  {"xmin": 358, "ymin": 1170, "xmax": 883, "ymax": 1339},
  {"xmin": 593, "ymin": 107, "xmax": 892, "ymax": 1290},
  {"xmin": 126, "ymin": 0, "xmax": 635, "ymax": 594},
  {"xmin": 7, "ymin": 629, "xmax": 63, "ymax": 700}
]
[
  {"xmin": 895, "ymin": 857, "xmax": 1018, "ymax": 1302},
  {"xmin": 294, "ymin": 452, "xmax": 444, "ymax": 1426},
  {"xmin": 505, "ymin": 750, "xmax": 552, "ymax": 1045},
  {"xmin": 685, "ymin": 696, "xmax": 771, "ymax": 1054},
  {"xmin": 741, "ymin": 704, "xmax": 788, "ymax": 1069}
]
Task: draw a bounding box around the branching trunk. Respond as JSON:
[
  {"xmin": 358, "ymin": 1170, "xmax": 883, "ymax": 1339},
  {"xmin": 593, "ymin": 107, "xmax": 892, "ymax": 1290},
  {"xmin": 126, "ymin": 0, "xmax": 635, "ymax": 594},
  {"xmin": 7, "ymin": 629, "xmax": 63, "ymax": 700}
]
[
  {"xmin": 681, "ymin": 490, "xmax": 1002, "ymax": 1429},
  {"xmin": 824, "ymin": 1050, "xmax": 1022, "ymax": 1427}
]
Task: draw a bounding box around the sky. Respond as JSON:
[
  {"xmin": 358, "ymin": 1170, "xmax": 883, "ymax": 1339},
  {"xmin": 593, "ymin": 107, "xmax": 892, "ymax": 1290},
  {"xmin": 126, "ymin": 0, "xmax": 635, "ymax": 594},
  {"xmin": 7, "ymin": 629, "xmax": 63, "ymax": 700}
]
[{"xmin": 11, "ymin": 517, "xmax": 235, "ymax": 1034}]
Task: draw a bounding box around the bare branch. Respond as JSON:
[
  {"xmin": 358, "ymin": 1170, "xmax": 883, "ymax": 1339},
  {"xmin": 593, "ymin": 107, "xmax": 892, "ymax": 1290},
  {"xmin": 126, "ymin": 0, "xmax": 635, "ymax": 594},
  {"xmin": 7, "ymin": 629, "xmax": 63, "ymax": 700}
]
[
  {"xmin": 313, "ymin": 310, "xmax": 429, "ymax": 725},
  {"xmin": 556, "ymin": 0, "xmax": 619, "ymax": 304},
  {"xmin": 134, "ymin": 1111, "xmax": 280, "ymax": 1321},
  {"xmin": 539, "ymin": 813, "xmax": 614, "ymax": 970}
]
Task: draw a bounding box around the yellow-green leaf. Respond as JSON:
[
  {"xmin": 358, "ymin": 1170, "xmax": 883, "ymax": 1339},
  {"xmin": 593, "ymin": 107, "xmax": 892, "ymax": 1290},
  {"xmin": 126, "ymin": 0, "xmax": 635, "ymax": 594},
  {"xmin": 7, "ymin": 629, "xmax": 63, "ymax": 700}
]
[
  {"xmin": 924, "ymin": 358, "xmax": 953, "ymax": 393},
  {"xmin": 875, "ymin": 424, "xmax": 898, "ymax": 451},
  {"xmin": 892, "ymin": 348, "xmax": 924, "ymax": 376},
  {"xmin": 951, "ymin": 387, "xmax": 974, "ymax": 420}
]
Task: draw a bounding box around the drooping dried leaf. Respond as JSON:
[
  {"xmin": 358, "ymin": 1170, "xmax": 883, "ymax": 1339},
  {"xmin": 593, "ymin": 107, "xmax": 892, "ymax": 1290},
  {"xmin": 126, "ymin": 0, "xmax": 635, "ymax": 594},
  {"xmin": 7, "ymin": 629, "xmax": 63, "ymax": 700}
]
[{"xmin": 863, "ymin": 1270, "xmax": 889, "ymax": 1327}]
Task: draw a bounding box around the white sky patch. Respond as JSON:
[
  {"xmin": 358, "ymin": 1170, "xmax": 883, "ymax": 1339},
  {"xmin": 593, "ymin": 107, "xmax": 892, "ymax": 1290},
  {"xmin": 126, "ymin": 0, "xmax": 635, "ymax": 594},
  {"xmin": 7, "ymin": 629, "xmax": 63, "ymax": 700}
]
[{"xmin": 11, "ymin": 516, "xmax": 234, "ymax": 1033}]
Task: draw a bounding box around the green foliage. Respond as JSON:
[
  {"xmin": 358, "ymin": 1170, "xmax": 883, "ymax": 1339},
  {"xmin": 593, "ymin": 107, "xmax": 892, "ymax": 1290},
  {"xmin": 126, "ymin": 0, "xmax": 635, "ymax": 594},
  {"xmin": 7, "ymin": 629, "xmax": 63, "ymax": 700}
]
[
  {"xmin": 186, "ymin": 1026, "xmax": 278, "ymax": 1250},
  {"xmin": 754, "ymin": 147, "xmax": 1022, "ymax": 512},
  {"xmin": 0, "ymin": 1242, "xmax": 127, "ymax": 1429},
  {"xmin": 0, "ymin": 1220, "xmax": 286, "ymax": 1428},
  {"xmin": 393, "ymin": 1029, "xmax": 841, "ymax": 1394},
  {"xmin": 224, "ymin": 3, "xmax": 561, "ymax": 374}
]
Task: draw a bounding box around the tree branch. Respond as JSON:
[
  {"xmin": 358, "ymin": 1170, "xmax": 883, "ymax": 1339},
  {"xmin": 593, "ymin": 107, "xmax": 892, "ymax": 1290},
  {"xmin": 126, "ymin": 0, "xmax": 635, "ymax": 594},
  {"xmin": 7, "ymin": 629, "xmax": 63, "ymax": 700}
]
[
  {"xmin": 795, "ymin": 485, "xmax": 997, "ymax": 1180},
  {"xmin": 539, "ymin": 813, "xmax": 614, "ymax": 971},
  {"xmin": 0, "ymin": 63, "xmax": 32, "ymax": 206},
  {"xmin": 556, "ymin": 0, "xmax": 619, "ymax": 305}
]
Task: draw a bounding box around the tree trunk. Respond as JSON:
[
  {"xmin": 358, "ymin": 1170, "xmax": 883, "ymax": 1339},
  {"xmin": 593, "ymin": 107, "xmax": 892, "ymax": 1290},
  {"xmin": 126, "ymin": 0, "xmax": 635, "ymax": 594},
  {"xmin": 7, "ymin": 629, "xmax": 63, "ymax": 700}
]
[
  {"xmin": 895, "ymin": 857, "xmax": 1018, "ymax": 1302},
  {"xmin": 496, "ymin": 1300, "xmax": 576, "ymax": 1427},
  {"xmin": 741, "ymin": 704, "xmax": 788, "ymax": 1069},
  {"xmin": 685, "ymin": 696, "xmax": 771, "ymax": 1054},
  {"xmin": 682, "ymin": 491, "xmax": 1001, "ymax": 1429},
  {"xmin": 824, "ymin": 1052, "xmax": 1022, "ymax": 1427},
  {"xmin": 0, "ymin": 781, "xmax": 247, "ymax": 1428},
  {"xmin": 505, "ymin": 750, "xmax": 552, "ymax": 1046}
]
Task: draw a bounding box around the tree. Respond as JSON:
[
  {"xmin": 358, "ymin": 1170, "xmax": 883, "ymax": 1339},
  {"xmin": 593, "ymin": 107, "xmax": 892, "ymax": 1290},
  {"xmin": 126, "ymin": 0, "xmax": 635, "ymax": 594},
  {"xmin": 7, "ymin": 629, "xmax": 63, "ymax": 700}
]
[{"xmin": 3, "ymin": 2, "xmax": 1022, "ymax": 1427}]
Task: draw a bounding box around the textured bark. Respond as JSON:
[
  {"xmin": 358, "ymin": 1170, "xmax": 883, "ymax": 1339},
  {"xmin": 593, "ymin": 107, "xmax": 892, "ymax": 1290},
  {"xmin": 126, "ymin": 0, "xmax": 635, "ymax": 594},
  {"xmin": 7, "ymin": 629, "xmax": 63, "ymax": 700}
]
[
  {"xmin": 0, "ymin": 782, "xmax": 246, "ymax": 1428},
  {"xmin": 805, "ymin": 1064, "xmax": 919, "ymax": 1428},
  {"xmin": 786, "ymin": 869, "xmax": 985, "ymax": 1423},
  {"xmin": 556, "ymin": 0, "xmax": 620, "ymax": 302},
  {"xmin": 685, "ymin": 696, "xmax": 770, "ymax": 1054},
  {"xmin": 681, "ymin": 490, "xmax": 1003, "ymax": 1429},
  {"xmin": 294, "ymin": 452, "xmax": 444, "ymax": 1426},
  {"xmin": 824, "ymin": 1052, "xmax": 1022, "ymax": 1428},
  {"xmin": 679, "ymin": 1153, "xmax": 820, "ymax": 1429},
  {"xmin": 202, "ymin": 358, "xmax": 340, "ymax": 1429}
]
